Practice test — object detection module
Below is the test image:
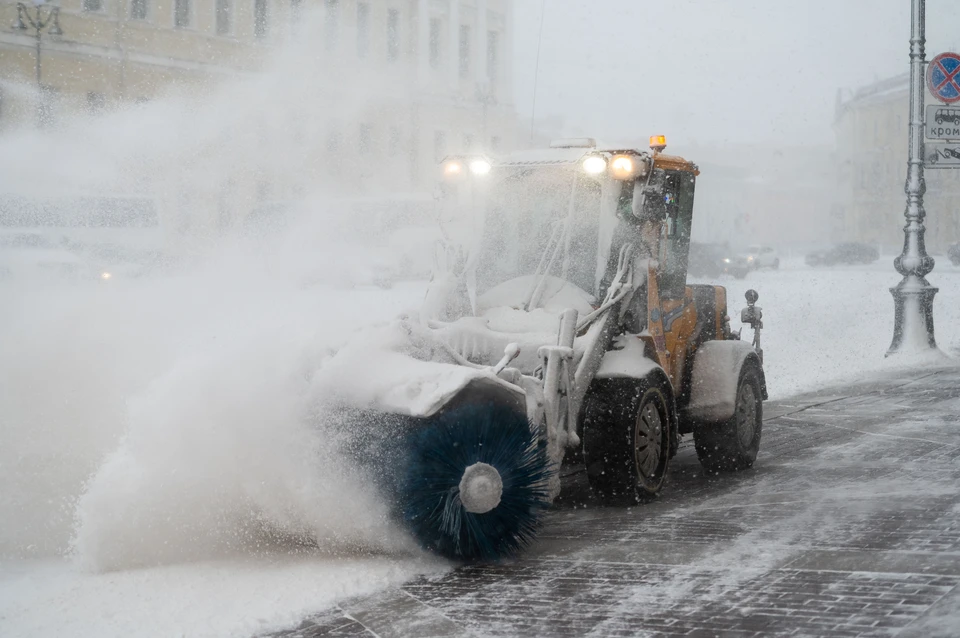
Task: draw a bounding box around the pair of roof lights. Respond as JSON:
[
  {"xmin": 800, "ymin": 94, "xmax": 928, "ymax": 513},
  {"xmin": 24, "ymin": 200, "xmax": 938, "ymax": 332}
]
[
  {"xmin": 443, "ymin": 158, "xmax": 492, "ymax": 178},
  {"xmin": 583, "ymin": 135, "xmax": 667, "ymax": 180},
  {"xmin": 581, "ymin": 154, "xmax": 641, "ymax": 180}
]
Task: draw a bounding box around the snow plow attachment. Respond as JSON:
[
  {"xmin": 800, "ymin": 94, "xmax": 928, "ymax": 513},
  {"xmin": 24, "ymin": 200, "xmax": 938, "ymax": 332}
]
[
  {"xmin": 393, "ymin": 401, "xmax": 550, "ymax": 561},
  {"xmin": 342, "ymin": 383, "xmax": 551, "ymax": 562}
]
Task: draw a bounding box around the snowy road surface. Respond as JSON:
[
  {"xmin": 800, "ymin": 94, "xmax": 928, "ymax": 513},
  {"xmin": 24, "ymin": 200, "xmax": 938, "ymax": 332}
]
[
  {"xmin": 268, "ymin": 364, "xmax": 960, "ymax": 637},
  {"xmin": 1, "ymin": 257, "xmax": 959, "ymax": 637}
]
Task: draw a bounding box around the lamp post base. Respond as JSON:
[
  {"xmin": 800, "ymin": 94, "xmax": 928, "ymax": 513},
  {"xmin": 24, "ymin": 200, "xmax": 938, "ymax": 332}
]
[{"xmin": 888, "ymin": 276, "xmax": 938, "ymax": 355}]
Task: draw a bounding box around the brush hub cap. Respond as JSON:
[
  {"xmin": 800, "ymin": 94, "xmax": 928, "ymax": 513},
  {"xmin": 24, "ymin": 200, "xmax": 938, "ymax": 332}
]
[{"xmin": 459, "ymin": 462, "xmax": 503, "ymax": 514}]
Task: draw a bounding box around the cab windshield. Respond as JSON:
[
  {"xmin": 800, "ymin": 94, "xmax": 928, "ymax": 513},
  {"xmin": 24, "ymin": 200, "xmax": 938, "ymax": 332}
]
[{"xmin": 474, "ymin": 167, "xmax": 603, "ymax": 297}]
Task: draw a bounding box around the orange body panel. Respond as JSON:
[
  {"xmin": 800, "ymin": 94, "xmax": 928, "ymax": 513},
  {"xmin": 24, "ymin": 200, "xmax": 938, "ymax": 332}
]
[{"xmin": 652, "ymin": 154, "xmax": 700, "ymax": 175}]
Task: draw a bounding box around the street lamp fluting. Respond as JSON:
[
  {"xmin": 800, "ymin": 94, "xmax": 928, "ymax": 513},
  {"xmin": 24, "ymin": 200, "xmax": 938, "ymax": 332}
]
[
  {"xmin": 12, "ymin": 1, "xmax": 63, "ymax": 87},
  {"xmin": 888, "ymin": 0, "xmax": 938, "ymax": 355}
]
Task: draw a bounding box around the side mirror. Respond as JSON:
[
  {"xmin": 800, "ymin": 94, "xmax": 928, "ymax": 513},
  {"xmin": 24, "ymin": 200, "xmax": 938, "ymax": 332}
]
[{"xmin": 741, "ymin": 289, "xmax": 762, "ymax": 328}]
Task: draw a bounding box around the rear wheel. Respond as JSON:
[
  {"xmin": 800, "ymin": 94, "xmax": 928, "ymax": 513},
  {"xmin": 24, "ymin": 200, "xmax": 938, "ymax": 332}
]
[
  {"xmin": 582, "ymin": 380, "xmax": 671, "ymax": 505},
  {"xmin": 693, "ymin": 361, "xmax": 763, "ymax": 473}
]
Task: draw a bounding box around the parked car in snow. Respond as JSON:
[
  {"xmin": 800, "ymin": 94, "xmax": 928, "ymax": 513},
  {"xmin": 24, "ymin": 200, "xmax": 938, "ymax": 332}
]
[
  {"xmin": 947, "ymin": 243, "xmax": 960, "ymax": 266},
  {"xmin": 744, "ymin": 245, "xmax": 780, "ymax": 269},
  {"xmin": 805, "ymin": 242, "xmax": 879, "ymax": 267},
  {"xmin": 721, "ymin": 253, "xmax": 752, "ymax": 279}
]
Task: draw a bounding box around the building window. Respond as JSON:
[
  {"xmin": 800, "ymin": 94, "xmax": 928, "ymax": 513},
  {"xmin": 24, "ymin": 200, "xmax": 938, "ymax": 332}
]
[
  {"xmin": 386, "ymin": 9, "xmax": 400, "ymax": 61},
  {"xmin": 359, "ymin": 123, "xmax": 373, "ymax": 154},
  {"xmin": 356, "ymin": 3, "xmax": 369, "ymax": 58},
  {"xmin": 324, "ymin": 0, "xmax": 339, "ymax": 51},
  {"xmin": 216, "ymin": 0, "xmax": 231, "ymax": 34},
  {"xmin": 254, "ymin": 0, "xmax": 268, "ymax": 38},
  {"xmin": 458, "ymin": 25, "xmax": 470, "ymax": 78},
  {"xmin": 434, "ymin": 130, "xmax": 446, "ymax": 162},
  {"xmin": 87, "ymin": 92, "xmax": 105, "ymax": 115},
  {"xmin": 83, "ymin": 0, "xmax": 103, "ymax": 11},
  {"xmin": 487, "ymin": 30, "xmax": 499, "ymax": 83},
  {"xmin": 388, "ymin": 126, "xmax": 400, "ymax": 157},
  {"xmin": 174, "ymin": 0, "xmax": 190, "ymax": 27},
  {"xmin": 131, "ymin": 0, "xmax": 148, "ymax": 20},
  {"xmin": 429, "ymin": 18, "xmax": 441, "ymax": 69}
]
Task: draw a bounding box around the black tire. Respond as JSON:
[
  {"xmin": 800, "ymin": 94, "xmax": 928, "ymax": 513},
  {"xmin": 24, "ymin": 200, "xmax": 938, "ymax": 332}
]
[
  {"xmin": 693, "ymin": 361, "xmax": 763, "ymax": 473},
  {"xmin": 582, "ymin": 379, "xmax": 671, "ymax": 505}
]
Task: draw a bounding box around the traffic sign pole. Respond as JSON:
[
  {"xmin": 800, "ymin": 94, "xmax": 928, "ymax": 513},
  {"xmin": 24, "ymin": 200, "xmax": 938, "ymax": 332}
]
[{"xmin": 888, "ymin": 0, "xmax": 938, "ymax": 355}]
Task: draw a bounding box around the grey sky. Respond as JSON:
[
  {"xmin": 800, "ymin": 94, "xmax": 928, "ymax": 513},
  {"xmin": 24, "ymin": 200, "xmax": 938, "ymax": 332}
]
[{"xmin": 512, "ymin": 0, "xmax": 960, "ymax": 147}]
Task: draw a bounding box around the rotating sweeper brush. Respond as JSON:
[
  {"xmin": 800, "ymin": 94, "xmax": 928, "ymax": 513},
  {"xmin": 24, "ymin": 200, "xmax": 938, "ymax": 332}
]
[
  {"xmin": 341, "ymin": 397, "xmax": 550, "ymax": 562},
  {"xmin": 391, "ymin": 403, "xmax": 550, "ymax": 561}
]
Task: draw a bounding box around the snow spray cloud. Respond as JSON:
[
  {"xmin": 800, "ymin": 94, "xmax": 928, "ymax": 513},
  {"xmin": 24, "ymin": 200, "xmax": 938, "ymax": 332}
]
[{"xmin": 0, "ymin": 10, "xmax": 431, "ymax": 567}]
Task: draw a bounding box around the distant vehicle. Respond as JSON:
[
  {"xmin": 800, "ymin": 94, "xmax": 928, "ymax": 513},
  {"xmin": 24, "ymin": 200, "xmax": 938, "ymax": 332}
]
[
  {"xmin": 721, "ymin": 253, "xmax": 752, "ymax": 279},
  {"xmin": 947, "ymin": 243, "xmax": 960, "ymax": 266},
  {"xmin": 805, "ymin": 242, "xmax": 879, "ymax": 267},
  {"xmin": 744, "ymin": 245, "xmax": 780, "ymax": 269},
  {"xmin": 935, "ymin": 109, "xmax": 960, "ymax": 125}
]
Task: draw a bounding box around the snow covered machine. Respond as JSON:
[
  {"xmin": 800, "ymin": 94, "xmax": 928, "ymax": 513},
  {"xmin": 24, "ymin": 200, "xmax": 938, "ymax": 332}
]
[{"xmin": 333, "ymin": 137, "xmax": 767, "ymax": 562}]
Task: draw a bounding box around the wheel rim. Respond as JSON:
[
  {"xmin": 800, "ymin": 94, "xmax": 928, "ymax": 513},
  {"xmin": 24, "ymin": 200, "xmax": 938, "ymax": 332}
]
[
  {"xmin": 735, "ymin": 383, "xmax": 758, "ymax": 448},
  {"xmin": 634, "ymin": 399, "xmax": 663, "ymax": 480}
]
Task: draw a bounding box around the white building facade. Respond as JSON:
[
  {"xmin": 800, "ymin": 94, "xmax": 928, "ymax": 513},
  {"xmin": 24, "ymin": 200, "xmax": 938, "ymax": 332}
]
[{"xmin": 0, "ymin": 0, "xmax": 520, "ymax": 234}]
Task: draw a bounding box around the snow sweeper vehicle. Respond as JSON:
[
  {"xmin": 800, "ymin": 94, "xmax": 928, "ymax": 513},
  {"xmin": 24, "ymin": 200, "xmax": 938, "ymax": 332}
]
[{"xmin": 324, "ymin": 136, "xmax": 767, "ymax": 563}]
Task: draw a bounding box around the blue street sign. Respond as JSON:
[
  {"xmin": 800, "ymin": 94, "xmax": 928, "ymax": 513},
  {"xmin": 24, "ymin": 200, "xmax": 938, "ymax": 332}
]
[{"xmin": 928, "ymin": 52, "xmax": 960, "ymax": 105}]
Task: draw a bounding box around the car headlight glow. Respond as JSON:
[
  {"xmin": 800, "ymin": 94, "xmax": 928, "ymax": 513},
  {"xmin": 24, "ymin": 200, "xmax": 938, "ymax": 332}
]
[
  {"xmin": 100, "ymin": 271, "xmax": 112, "ymax": 280},
  {"xmin": 469, "ymin": 159, "xmax": 492, "ymax": 175},
  {"xmin": 610, "ymin": 154, "xmax": 640, "ymax": 180},
  {"xmin": 581, "ymin": 155, "xmax": 607, "ymax": 175},
  {"xmin": 723, "ymin": 258, "xmax": 731, "ymax": 264},
  {"xmin": 443, "ymin": 160, "xmax": 463, "ymax": 177}
]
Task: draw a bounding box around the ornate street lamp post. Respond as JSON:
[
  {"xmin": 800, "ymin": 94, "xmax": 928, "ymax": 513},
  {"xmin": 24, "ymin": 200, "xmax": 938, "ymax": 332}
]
[
  {"xmin": 888, "ymin": 0, "xmax": 938, "ymax": 354},
  {"xmin": 12, "ymin": 0, "xmax": 63, "ymax": 87}
]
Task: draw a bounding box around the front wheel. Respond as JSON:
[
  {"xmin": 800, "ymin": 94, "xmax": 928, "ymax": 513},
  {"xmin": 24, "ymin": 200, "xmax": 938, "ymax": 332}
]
[
  {"xmin": 582, "ymin": 380, "xmax": 671, "ymax": 505},
  {"xmin": 693, "ymin": 361, "xmax": 763, "ymax": 473}
]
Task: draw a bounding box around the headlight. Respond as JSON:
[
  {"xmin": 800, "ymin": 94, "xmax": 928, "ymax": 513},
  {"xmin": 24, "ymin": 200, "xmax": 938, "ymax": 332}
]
[
  {"xmin": 469, "ymin": 159, "xmax": 492, "ymax": 175},
  {"xmin": 443, "ymin": 160, "xmax": 463, "ymax": 178},
  {"xmin": 610, "ymin": 154, "xmax": 641, "ymax": 180},
  {"xmin": 100, "ymin": 271, "xmax": 112, "ymax": 280},
  {"xmin": 723, "ymin": 258, "xmax": 731, "ymax": 264},
  {"xmin": 747, "ymin": 256, "xmax": 754, "ymax": 262},
  {"xmin": 582, "ymin": 155, "xmax": 607, "ymax": 175}
]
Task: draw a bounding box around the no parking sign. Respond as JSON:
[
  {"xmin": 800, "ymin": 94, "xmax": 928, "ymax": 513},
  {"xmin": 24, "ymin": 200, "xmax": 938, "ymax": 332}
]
[{"xmin": 928, "ymin": 52, "xmax": 960, "ymax": 105}]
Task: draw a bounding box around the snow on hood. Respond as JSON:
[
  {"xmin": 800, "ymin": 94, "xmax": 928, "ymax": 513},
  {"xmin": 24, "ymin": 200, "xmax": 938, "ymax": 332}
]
[
  {"xmin": 312, "ymin": 277, "xmax": 596, "ymax": 417},
  {"xmin": 476, "ymin": 275, "xmax": 595, "ymax": 316},
  {"xmin": 310, "ymin": 319, "xmax": 519, "ymax": 417}
]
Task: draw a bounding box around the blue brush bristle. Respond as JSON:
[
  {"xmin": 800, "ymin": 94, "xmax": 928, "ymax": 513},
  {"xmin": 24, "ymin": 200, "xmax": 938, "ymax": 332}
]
[{"xmin": 395, "ymin": 402, "xmax": 550, "ymax": 562}]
